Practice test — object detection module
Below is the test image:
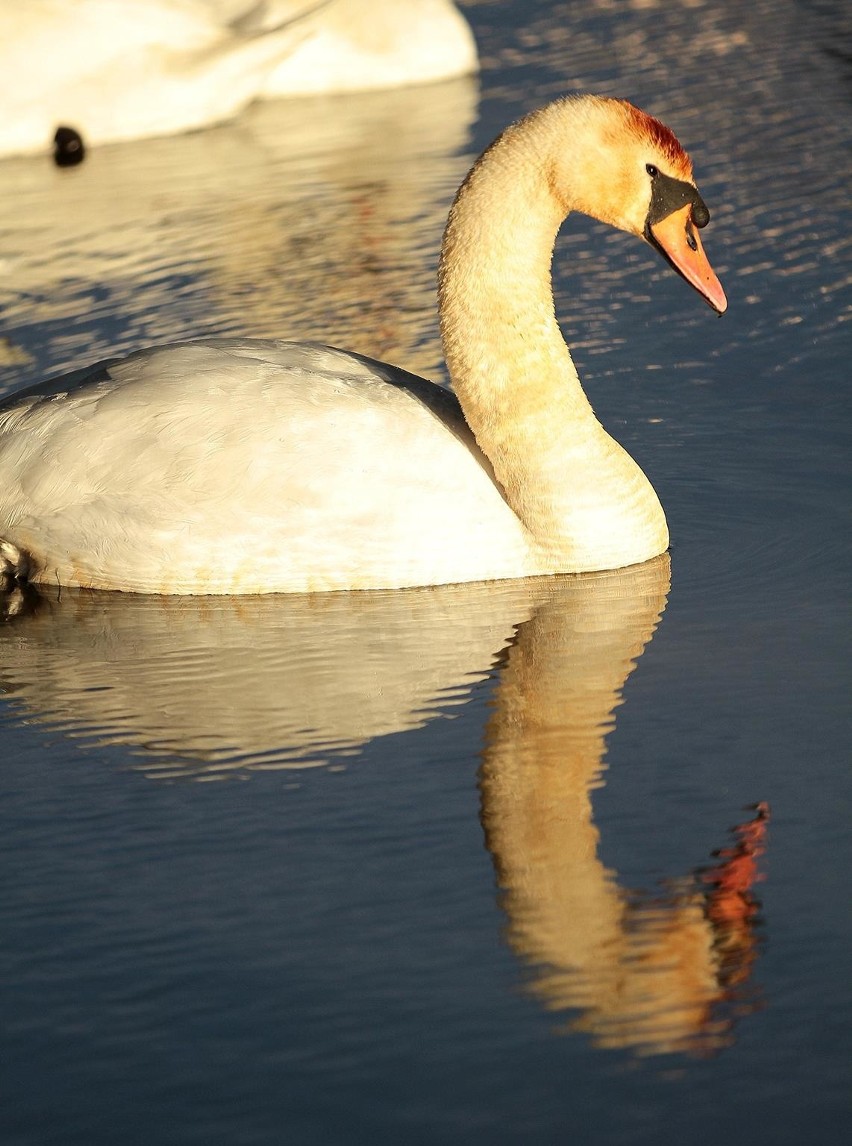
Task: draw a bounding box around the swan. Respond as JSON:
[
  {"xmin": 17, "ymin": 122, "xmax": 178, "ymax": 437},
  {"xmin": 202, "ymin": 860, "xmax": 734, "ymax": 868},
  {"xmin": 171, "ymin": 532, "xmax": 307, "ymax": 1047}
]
[
  {"xmin": 0, "ymin": 0, "xmax": 477, "ymax": 158},
  {"xmin": 0, "ymin": 94, "xmax": 727, "ymax": 595}
]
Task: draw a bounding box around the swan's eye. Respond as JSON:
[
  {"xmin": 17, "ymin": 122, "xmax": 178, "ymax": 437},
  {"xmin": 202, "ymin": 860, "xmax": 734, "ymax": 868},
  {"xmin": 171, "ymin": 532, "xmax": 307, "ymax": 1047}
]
[{"xmin": 645, "ymin": 163, "xmax": 658, "ymax": 177}]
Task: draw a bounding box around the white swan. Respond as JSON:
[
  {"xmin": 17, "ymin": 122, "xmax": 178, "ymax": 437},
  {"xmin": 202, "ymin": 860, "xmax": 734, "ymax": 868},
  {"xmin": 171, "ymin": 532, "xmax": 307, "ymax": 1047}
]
[
  {"xmin": 0, "ymin": 94, "xmax": 727, "ymax": 595},
  {"xmin": 0, "ymin": 0, "xmax": 477, "ymax": 157}
]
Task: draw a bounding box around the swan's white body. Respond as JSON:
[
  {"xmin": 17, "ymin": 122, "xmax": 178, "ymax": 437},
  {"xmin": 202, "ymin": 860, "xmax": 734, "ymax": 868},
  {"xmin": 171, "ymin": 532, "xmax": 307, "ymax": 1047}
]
[
  {"xmin": 0, "ymin": 95, "xmax": 727, "ymax": 595},
  {"xmin": 0, "ymin": 0, "xmax": 477, "ymax": 157},
  {"xmin": 0, "ymin": 342, "xmax": 536, "ymax": 593}
]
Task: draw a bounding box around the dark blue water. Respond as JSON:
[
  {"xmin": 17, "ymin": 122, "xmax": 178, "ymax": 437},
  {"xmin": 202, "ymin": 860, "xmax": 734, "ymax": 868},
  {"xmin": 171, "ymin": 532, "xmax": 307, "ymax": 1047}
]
[{"xmin": 1, "ymin": 1, "xmax": 850, "ymax": 1143}]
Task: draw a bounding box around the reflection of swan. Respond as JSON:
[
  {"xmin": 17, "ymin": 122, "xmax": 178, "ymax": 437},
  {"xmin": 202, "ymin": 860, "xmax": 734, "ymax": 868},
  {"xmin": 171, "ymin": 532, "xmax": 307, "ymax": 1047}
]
[
  {"xmin": 0, "ymin": 79, "xmax": 477, "ymax": 384},
  {"xmin": 0, "ymin": 0, "xmax": 477, "ymax": 157},
  {"xmin": 0, "ymin": 95, "xmax": 726, "ymax": 594},
  {"xmin": 0, "ymin": 576, "xmax": 538, "ymax": 776},
  {"xmin": 0, "ymin": 556, "xmax": 768, "ymax": 1055},
  {"xmin": 479, "ymin": 554, "xmax": 769, "ymax": 1056}
]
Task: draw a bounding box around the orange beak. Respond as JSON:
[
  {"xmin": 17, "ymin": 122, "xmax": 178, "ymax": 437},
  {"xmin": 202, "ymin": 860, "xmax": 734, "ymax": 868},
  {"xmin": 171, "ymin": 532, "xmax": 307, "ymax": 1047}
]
[{"xmin": 649, "ymin": 203, "xmax": 727, "ymax": 314}]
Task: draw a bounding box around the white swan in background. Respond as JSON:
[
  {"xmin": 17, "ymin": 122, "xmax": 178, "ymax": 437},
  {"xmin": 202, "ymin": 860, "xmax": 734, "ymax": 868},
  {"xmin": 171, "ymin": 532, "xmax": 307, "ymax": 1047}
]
[
  {"xmin": 213, "ymin": 0, "xmax": 478, "ymax": 97},
  {"xmin": 0, "ymin": 0, "xmax": 477, "ymax": 157},
  {"xmin": 0, "ymin": 94, "xmax": 727, "ymax": 595}
]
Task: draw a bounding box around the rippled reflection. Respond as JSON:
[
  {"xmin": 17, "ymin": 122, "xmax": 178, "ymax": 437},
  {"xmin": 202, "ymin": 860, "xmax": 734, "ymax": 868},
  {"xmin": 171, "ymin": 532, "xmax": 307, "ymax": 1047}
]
[
  {"xmin": 478, "ymin": 555, "xmax": 769, "ymax": 1055},
  {"xmin": 0, "ymin": 576, "xmax": 525, "ymax": 776},
  {"xmin": 0, "ymin": 76, "xmax": 477, "ymax": 392},
  {"xmin": 0, "ymin": 556, "xmax": 769, "ymax": 1055}
]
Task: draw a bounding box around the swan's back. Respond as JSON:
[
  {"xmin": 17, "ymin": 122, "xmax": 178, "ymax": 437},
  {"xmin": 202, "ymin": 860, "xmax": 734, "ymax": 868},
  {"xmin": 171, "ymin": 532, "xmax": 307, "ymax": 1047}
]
[{"xmin": 0, "ymin": 340, "xmax": 531, "ymax": 593}]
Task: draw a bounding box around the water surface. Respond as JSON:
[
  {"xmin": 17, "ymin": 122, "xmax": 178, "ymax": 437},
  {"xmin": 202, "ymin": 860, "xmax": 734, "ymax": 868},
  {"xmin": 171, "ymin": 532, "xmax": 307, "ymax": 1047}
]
[{"xmin": 1, "ymin": 1, "xmax": 849, "ymax": 1142}]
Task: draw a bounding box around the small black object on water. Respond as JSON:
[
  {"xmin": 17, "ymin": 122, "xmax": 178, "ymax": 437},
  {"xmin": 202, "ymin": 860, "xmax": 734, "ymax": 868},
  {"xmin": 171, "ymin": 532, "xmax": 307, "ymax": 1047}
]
[{"xmin": 53, "ymin": 126, "xmax": 86, "ymax": 167}]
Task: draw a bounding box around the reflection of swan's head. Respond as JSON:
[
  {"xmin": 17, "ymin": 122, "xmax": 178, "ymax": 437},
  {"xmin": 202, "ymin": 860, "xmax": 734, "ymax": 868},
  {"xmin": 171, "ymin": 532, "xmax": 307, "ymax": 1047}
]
[{"xmin": 561, "ymin": 803, "xmax": 770, "ymax": 1058}]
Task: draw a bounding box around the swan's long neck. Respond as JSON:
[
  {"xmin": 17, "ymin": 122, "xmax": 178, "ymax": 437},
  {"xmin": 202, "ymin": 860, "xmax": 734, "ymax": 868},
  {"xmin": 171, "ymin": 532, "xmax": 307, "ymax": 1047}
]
[{"xmin": 438, "ymin": 103, "xmax": 668, "ymax": 571}]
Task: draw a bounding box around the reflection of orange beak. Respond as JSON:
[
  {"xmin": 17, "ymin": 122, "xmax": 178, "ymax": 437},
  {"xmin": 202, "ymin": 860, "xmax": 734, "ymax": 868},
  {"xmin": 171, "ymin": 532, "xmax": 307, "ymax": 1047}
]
[{"xmin": 649, "ymin": 203, "xmax": 728, "ymax": 314}]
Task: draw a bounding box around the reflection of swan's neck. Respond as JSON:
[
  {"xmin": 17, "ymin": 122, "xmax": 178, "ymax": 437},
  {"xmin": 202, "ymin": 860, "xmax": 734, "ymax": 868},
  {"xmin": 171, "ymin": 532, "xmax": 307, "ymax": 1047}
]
[
  {"xmin": 438, "ymin": 106, "xmax": 667, "ymax": 570},
  {"xmin": 480, "ymin": 563, "xmax": 670, "ymax": 973},
  {"xmin": 477, "ymin": 556, "xmax": 757, "ymax": 1056},
  {"xmin": 480, "ymin": 558, "xmax": 770, "ymax": 1056}
]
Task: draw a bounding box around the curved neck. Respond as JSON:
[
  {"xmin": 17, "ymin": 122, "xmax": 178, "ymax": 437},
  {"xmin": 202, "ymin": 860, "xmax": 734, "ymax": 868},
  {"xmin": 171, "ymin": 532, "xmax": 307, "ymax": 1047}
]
[
  {"xmin": 438, "ymin": 114, "xmax": 595, "ymax": 435},
  {"xmin": 437, "ymin": 107, "xmax": 667, "ymax": 570}
]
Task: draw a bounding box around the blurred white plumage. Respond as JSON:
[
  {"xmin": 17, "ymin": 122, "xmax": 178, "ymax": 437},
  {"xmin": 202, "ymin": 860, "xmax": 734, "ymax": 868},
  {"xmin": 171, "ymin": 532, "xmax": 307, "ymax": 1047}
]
[{"xmin": 0, "ymin": 0, "xmax": 477, "ymax": 157}]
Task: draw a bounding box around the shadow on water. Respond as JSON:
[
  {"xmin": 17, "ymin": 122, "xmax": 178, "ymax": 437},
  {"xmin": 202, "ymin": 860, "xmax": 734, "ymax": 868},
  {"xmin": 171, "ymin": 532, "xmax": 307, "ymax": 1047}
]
[{"xmin": 0, "ymin": 554, "xmax": 769, "ymax": 1060}]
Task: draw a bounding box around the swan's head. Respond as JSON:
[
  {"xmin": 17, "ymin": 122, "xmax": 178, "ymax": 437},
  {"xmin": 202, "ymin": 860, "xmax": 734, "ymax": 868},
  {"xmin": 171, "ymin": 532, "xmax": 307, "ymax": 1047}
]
[{"xmin": 547, "ymin": 96, "xmax": 727, "ymax": 314}]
